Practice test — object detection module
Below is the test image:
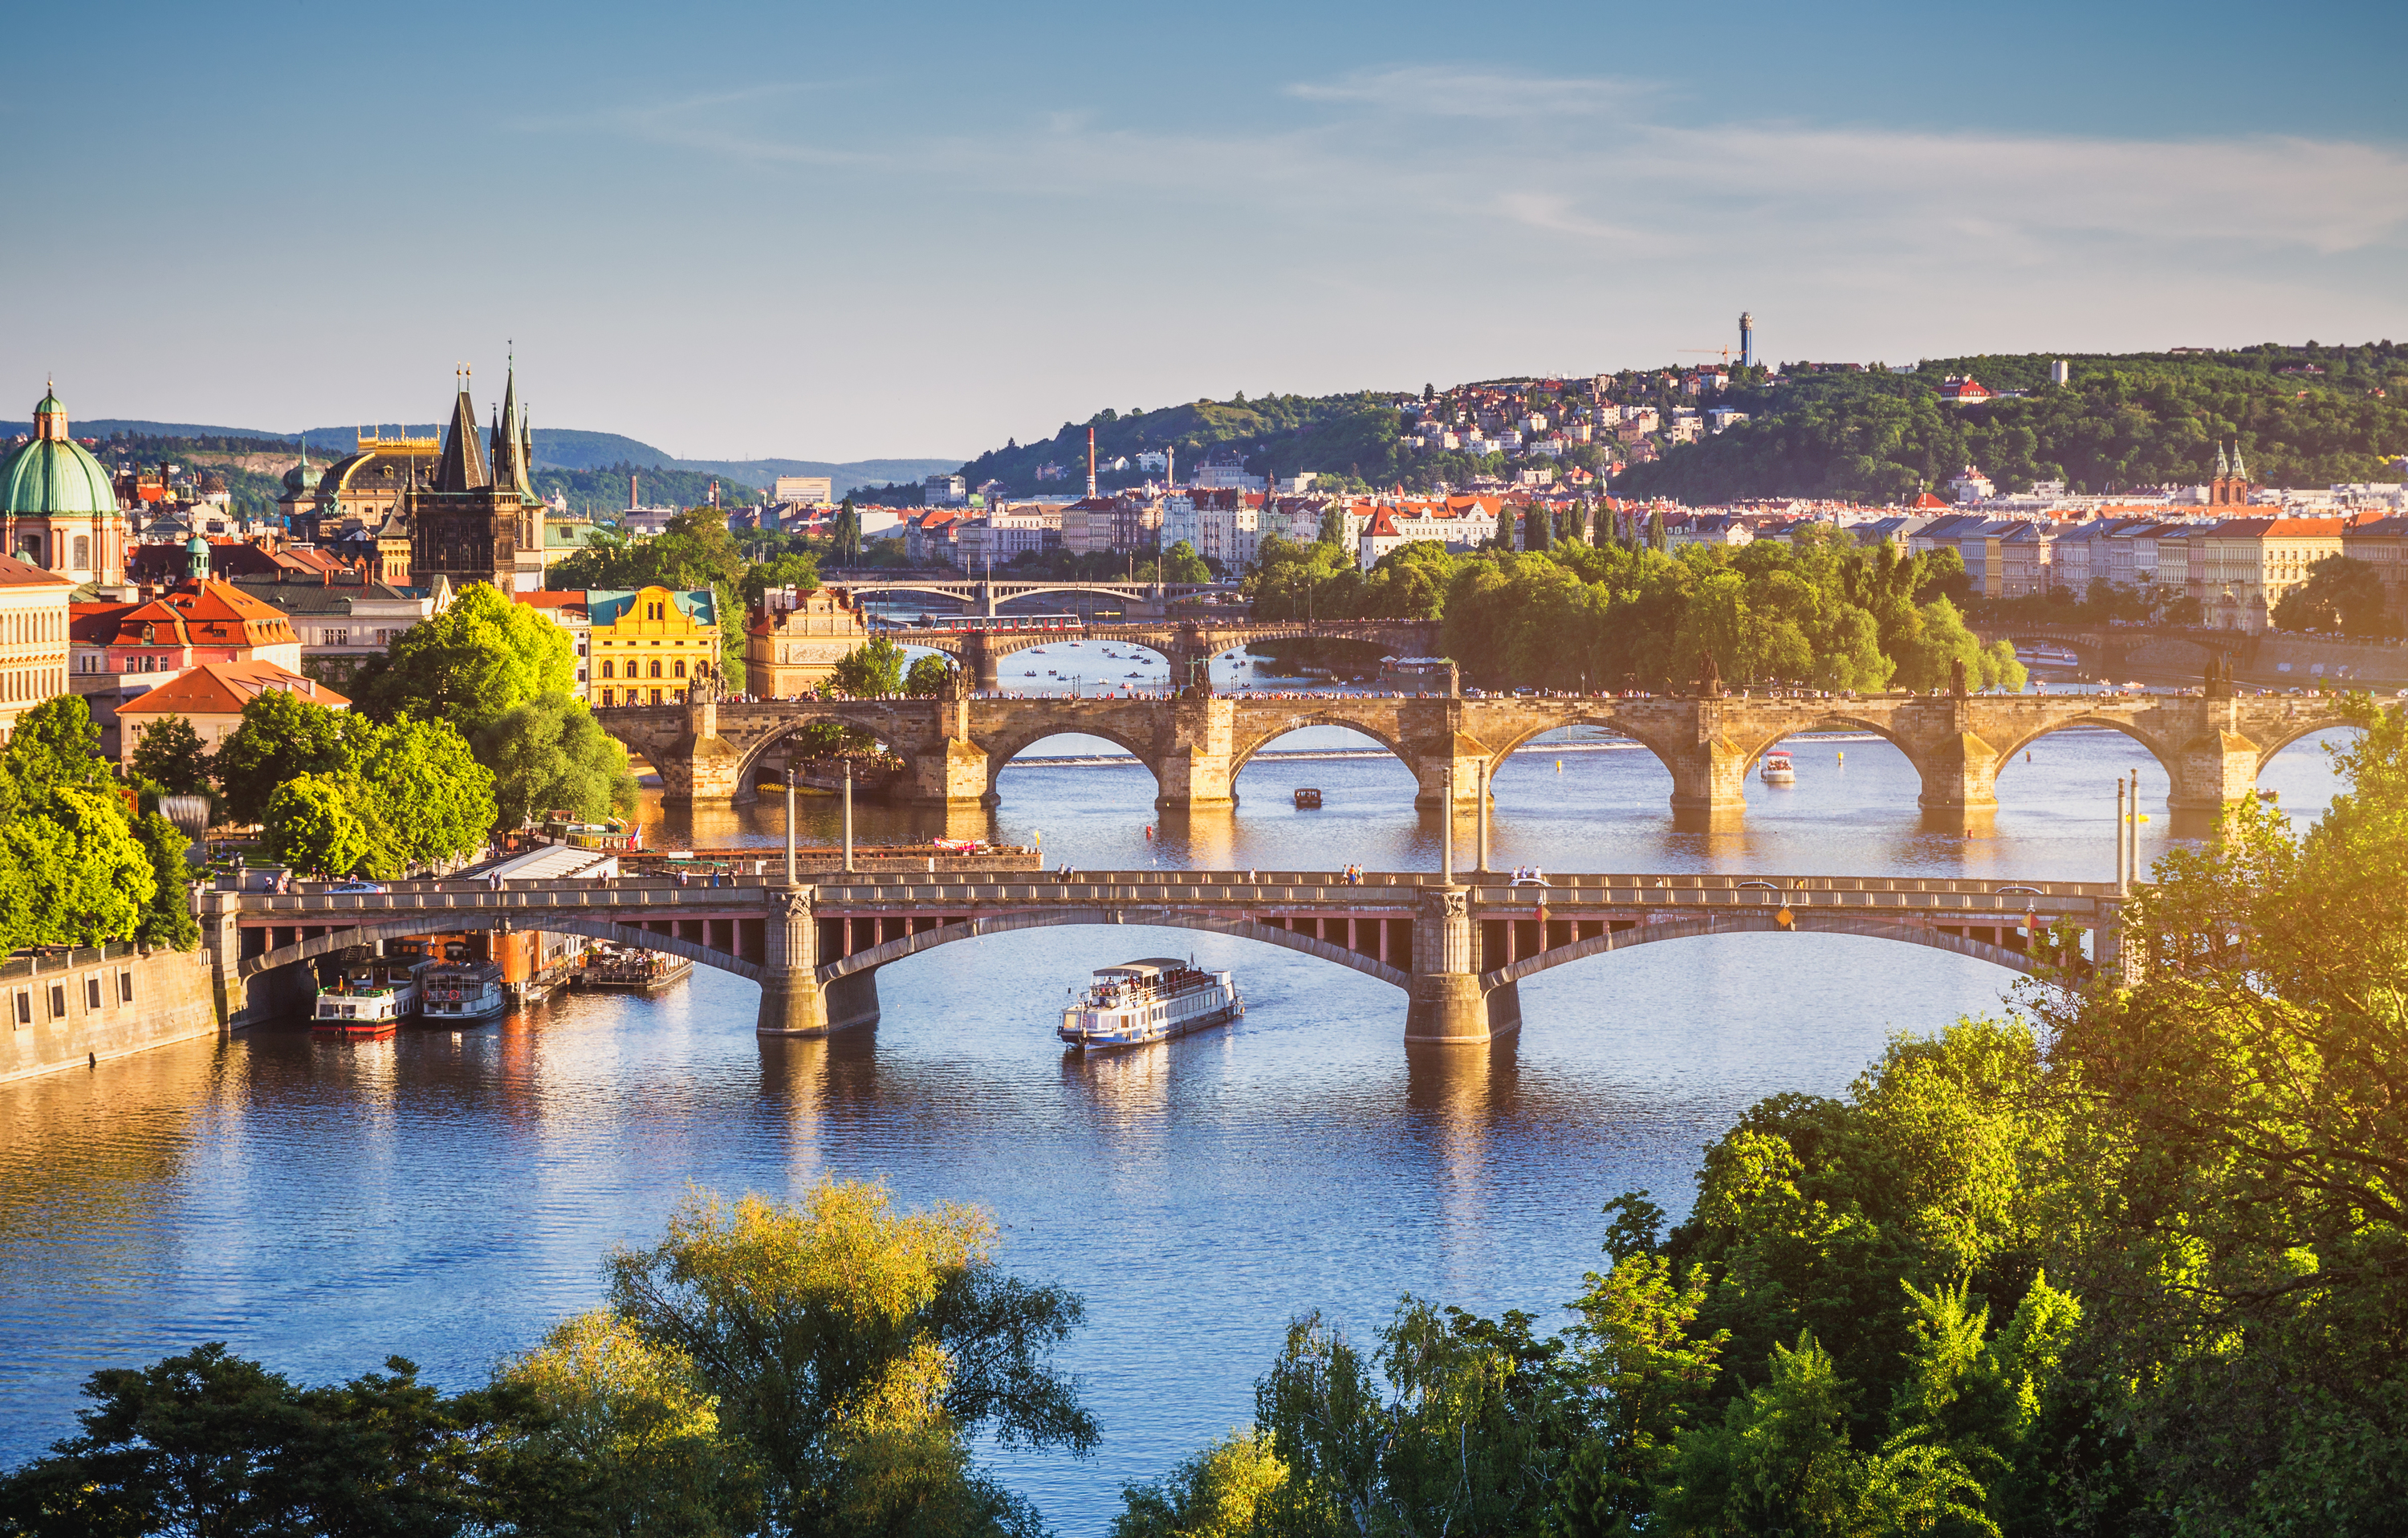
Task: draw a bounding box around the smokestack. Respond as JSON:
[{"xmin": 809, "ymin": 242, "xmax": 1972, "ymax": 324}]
[
  {"xmin": 629, "ymin": 473, "xmax": 638, "ymax": 511},
  {"xmin": 1087, "ymin": 427, "xmax": 1097, "ymax": 499},
  {"xmin": 1166, "ymin": 444, "xmax": 1174, "ymax": 489},
  {"xmin": 1739, "ymin": 311, "xmax": 1755, "ymax": 370}
]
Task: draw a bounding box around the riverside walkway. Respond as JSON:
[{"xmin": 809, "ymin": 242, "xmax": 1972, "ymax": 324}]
[{"xmin": 201, "ymin": 869, "xmax": 2129, "ymax": 1045}]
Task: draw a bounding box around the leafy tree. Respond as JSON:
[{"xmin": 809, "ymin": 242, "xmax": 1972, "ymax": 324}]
[
  {"xmin": 212, "ymin": 687, "xmax": 364, "ymax": 824},
  {"xmin": 356, "ymin": 582, "xmax": 576, "ymax": 732},
  {"xmin": 1112, "ymin": 1430, "xmax": 1287, "ymax": 1538},
  {"xmin": 263, "ymin": 772, "xmax": 374, "ymax": 878},
  {"xmin": 904, "ymin": 655, "xmax": 957, "ymax": 697},
  {"xmin": 128, "ymin": 714, "xmax": 210, "ymax": 799},
  {"xmin": 2, "ymin": 786, "xmax": 155, "ymax": 949},
  {"xmin": 0, "ymin": 693, "xmax": 111, "ymax": 799},
  {"xmin": 743, "ymin": 551, "xmax": 822, "ymax": 607},
  {"xmin": 0, "ymin": 1343, "xmax": 506, "ymax": 1537},
  {"xmin": 604, "ymin": 1182, "xmax": 1096, "ymax": 1537},
  {"xmin": 1161, "ymin": 541, "xmax": 1211, "ymax": 584},
  {"xmin": 472, "ymin": 693, "xmax": 637, "ymax": 828},
  {"xmin": 2272, "ymin": 553, "xmax": 2391, "ymax": 637},
  {"xmin": 132, "ymin": 812, "xmax": 201, "ymax": 950},
  {"xmin": 832, "ymin": 636, "xmax": 907, "ymax": 698}
]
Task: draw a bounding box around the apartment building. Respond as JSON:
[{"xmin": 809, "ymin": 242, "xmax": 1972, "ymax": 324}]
[{"xmin": 0, "ymin": 554, "xmax": 74, "ymax": 743}]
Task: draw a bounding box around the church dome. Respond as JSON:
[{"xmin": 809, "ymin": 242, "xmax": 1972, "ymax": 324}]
[{"xmin": 0, "ymin": 386, "xmax": 118, "ymax": 516}]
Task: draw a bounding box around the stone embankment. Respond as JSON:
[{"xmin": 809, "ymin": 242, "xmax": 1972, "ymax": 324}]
[{"xmin": 2, "ymin": 943, "xmax": 220, "ymax": 1084}]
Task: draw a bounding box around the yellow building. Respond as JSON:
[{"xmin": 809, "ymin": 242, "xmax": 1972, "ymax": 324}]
[
  {"xmin": 745, "ymin": 585, "xmax": 871, "ymax": 697},
  {"xmin": 589, "ymin": 585, "xmax": 719, "ymax": 706}
]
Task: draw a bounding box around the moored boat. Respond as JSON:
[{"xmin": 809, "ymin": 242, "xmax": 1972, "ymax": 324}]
[
  {"xmin": 310, "ymin": 962, "xmax": 422, "ymax": 1039},
  {"xmin": 421, "ymin": 960, "xmax": 509, "ymax": 1025},
  {"xmin": 1759, "ymin": 749, "xmax": 1796, "ymax": 784},
  {"xmin": 1059, "ymin": 958, "xmax": 1242, "ymax": 1051},
  {"xmin": 575, "ymin": 943, "xmax": 695, "ymax": 993}
]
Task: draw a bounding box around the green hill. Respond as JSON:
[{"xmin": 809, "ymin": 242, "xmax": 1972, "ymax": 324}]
[{"xmin": 1612, "ymin": 344, "xmax": 2408, "ymax": 503}]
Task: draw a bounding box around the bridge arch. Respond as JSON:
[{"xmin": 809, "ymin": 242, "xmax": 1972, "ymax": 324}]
[
  {"xmin": 978, "ymin": 723, "xmax": 1168, "ymax": 803},
  {"xmin": 237, "ymin": 913, "xmax": 763, "ymax": 983},
  {"xmin": 1229, "ymin": 713, "xmax": 1419, "ymax": 780},
  {"xmin": 818, "ymin": 905, "xmax": 1410, "ymax": 991},
  {"xmin": 2251, "ymin": 710, "xmax": 2368, "ymax": 763},
  {"xmin": 1989, "ymin": 713, "xmax": 2182, "ymax": 783},
  {"xmin": 1484, "ymin": 714, "xmax": 1689, "ymax": 792},
  {"xmin": 1479, "ymin": 911, "xmax": 2052, "ymax": 989},
  {"xmin": 730, "ymin": 710, "xmax": 927, "ymax": 800}
]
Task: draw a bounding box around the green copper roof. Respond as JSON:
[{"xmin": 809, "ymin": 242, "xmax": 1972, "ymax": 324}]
[
  {"xmin": 35, "ymin": 389, "xmax": 63, "ymax": 415},
  {"xmin": 0, "ymin": 436, "xmax": 116, "ymax": 516}
]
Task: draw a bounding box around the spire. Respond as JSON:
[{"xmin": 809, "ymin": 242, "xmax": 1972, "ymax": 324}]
[
  {"xmin": 493, "ymin": 352, "xmax": 535, "ymax": 498},
  {"xmin": 2230, "ymin": 441, "xmax": 2246, "ymax": 480},
  {"xmin": 2213, "ymin": 441, "xmax": 2229, "ymax": 478},
  {"xmin": 433, "ymin": 370, "xmax": 491, "ymax": 492}
]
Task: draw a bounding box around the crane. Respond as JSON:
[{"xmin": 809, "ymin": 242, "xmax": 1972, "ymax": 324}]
[{"xmin": 1678, "ymin": 348, "xmax": 1733, "ymax": 364}]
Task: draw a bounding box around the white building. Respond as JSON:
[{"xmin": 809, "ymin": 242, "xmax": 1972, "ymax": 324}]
[
  {"xmin": 1355, "ymin": 500, "xmax": 1501, "ymax": 571},
  {"xmin": 923, "ymin": 474, "xmax": 968, "ymax": 507}
]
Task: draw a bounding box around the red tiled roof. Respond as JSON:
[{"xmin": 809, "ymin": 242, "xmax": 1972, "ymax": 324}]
[
  {"xmin": 514, "ymin": 590, "xmax": 590, "ymax": 610},
  {"xmin": 0, "ymin": 554, "xmax": 77, "ymax": 590},
  {"xmin": 117, "ymin": 660, "xmax": 349, "ymax": 718}
]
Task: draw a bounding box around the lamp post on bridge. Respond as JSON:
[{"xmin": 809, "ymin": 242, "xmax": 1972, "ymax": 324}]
[
  {"xmin": 1441, "ymin": 760, "xmax": 1454, "ymax": 884},
  {"xmin": 844, "ymin": 760, "xmax": 855, "ymax": 875},
  {"xmin": 785, "ymin": 767, "xmax": 798, "ymax": 884}
]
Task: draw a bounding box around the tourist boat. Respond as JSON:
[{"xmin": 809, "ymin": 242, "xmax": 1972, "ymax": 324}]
[
  {"xmin": 420, "ymin": 960, "xmax": 509, "ymax": 1025},
  {"xmin": 309, "ymin": 962, "xmax": 422, "ymax": 1040},
  {"xmin": 1059, "ymin": 958, "xmax": 1242, "ymax": 1051},
  {"xmin": 1759, "ymin": 749, "xmax": 1796, "ymax": 784},
  {"xmin": 576, "ymin": 943, "xmax": 695, "ymax": 994},
  {"xmin": 1294, "ymin": 787, "xmax": 1323, "ymax": 808}
]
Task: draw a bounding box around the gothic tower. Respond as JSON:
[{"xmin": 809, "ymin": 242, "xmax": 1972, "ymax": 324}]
[{"xmin": 405, "ymin": 362, "xmax": 542, "ymax": 592}]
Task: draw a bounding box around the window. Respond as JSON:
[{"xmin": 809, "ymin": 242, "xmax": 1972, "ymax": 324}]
[
  {"xmin": 601, "ymin": 688, "xmax": 615, "ymax": 706},
  {"xmin": 48, "ymin": 983, "xmax": 67, "ymax": 1019},
  {"xmin": 119, "ymin": 970, "xmax": 134, "ymax": 1003},
  {"xmin": 73, "ymin": 535, "xmax": 89, "ymax": 568},
  {"xmin": 85, "ymin": 975, "xmax": 101, "ymax": 1010},
  {"xmin": 11, "ymin": 991, "xmax": 27, "ymax": 1027},
  {"xmin": 645, "ymin": 601, "xmax": 664, "ymax": 620},
  {"xmin": 650, "ymin": 689, "xmax": 663, "ymax": 705},
  {"xmin": 649, "ymin": 660, "xmax": 662, "ymax": 678},
  {"xmin": 673, "ymin": 660, "xmax": 686, "ymax": 678},
  {"xmin": 600, "ymin": 661, "xmax": 613, "ymax": 678}
]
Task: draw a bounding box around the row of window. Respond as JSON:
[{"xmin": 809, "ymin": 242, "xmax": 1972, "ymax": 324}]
[
  {"xmin": 4, "ymin": 608, "xmax": 65, "ymax": 642},
  {"xmin": 10, "ymin": 969, "xmax": 135, "ymax": 1027},
  {"xmin": 4, "ymin": 666, "xmax": 61, "ymax": 702},
  {"xmin": 598, "ymin": 688, "xmax": 681, "ymax": 706},
  {"xmin": 600, "ymin": 659, "xmax": 685, "ymax": 679},
  {"xmin": 9, "ymin": 535, "xmax": 96, "ymax": 571}
]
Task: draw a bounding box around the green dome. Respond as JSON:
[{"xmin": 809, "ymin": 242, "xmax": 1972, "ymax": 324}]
[{"xmin": 0, "ymin": 435, "xmax": 116, "ymax": 515}]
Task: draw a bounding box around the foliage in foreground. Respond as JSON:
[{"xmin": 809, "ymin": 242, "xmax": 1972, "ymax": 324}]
[
  {"xmin": 0, "ymin": 1181, "xmax": 1094, "ymax": 1538},
  {"xmin": 0, "ymin": 696, "xmax": 193, "ymax": 950},
  {"xmin": 1116, "ymin": 697, "xmax": 2408, "ymax": 1537}
]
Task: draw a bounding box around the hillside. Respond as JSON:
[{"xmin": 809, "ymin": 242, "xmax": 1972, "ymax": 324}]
[{"xmin": 1612, "ymin": 345, "xmax": 2408, "ymax": 503}]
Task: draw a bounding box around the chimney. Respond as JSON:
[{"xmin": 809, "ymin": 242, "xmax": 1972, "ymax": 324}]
[{"xmin": 1087, "ymin": 427, "xmax": 1097, "ymax": 499}]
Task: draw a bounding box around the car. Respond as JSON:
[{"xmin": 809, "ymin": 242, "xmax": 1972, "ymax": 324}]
[
  {"xmin": 1507, "ymin": 869, "xmax": 1550, "ymax": 888},
  {"xmin": 325, "ymin": 881, "xmax": 386, "ymax": 895}
]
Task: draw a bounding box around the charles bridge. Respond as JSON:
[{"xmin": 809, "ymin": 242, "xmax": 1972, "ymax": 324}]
[
  {"xmin": 598, "ymin": 686, "xmax": 2376, "ymax": 815},
  {"xmin": 200, "ymin": 868, "xmax": 2129, "ymax": 1046}
]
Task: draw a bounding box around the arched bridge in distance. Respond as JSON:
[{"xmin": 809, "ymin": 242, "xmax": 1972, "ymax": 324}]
[
  {"xmin": 888, "ymin": 617, "xmax": 1442, "ymax": 691},
  {"xmin": 200, "ymin": 869, "xmax": 2133, "ymax": 1047},
  {"xmin": 600, "ymin": 686, "xmax": 2386, "ymax": 812}
]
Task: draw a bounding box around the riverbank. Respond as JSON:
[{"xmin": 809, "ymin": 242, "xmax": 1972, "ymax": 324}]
[{"xmin": 0, "ymin": 944, "xmax": 219, "ymax": 1085}]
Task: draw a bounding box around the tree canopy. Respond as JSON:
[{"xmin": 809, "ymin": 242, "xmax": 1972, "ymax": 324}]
[
  {"xmin": 217, "ymin": 694, "xmax": 495, "ymax": 876},
  {"xmin": 0, "ymin": 697, "xmax": 181, "ymax": 950},
  {"xmin": 356, "ymin": 582, "xmax": 577, "ymax": 732}
]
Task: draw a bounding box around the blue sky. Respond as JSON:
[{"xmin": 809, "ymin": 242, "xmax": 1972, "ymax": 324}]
[{"xmin": 9, "ymin": 1, "xmax": 2404, "ymax": 460}]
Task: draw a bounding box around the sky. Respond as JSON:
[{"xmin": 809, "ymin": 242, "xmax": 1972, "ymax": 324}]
[{"xmin": 8, "ymin": 0, "xmax": 2406, "ymax": 462}]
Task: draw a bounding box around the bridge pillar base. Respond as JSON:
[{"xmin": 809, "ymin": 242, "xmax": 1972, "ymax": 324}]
[
  {"xmin": 1155, "ymin": 697, "xmax": 1238, "ymax": 811},
  {"xmin": 1914, "ymin": 731, "xmax": 2003, "ymax": 813},
  {"xmin": 1403, "ymin": 885, "xmax": 1512, "ymax": 1043},
  {"xmin": 909, "ymin": 737, "xmax": 994, "ymax": 807},
  {"xmin": 663, "ymin": 734, "xmax": 749, "ymax": 805},
  {"xmin": 825, "ymin": 969, "xmax": 881, "ymax": 1033},
  {"xmin": 756, "ymin": 885, "xmax": 833, "ymax": 1036},
  {"xmin": 1409, "ymin": 735, "xmax": 1493, "ymax": 810},
  {"xmin": 756, "ymin": 969, "xmax": 831, "ymax": 1036},
  {"xmin": 2167, "ymin": 730, "xmax": 2260, "ymax": 811},
  {"xmin": 1665, "ymin": 731, "xmax": 1750, "ymax": 815}
]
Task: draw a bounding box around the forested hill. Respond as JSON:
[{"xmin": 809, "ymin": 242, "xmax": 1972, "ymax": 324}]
[
  {"xmin": 953, "ymin": 393, "xmax": 1417, "ymax": 498},
  {"xmin": 1613, "ymin": 344, "xmax": 2408, "ymax": 503}
]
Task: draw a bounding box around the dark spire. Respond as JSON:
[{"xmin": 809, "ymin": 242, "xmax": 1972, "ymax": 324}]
[
  {"xmin": 434, "ymin": 369, "xmax": 490, "ymax": 492},
  {"xmin": 493, "ymin": 352, "xmax": 535, "ymax": 498}
]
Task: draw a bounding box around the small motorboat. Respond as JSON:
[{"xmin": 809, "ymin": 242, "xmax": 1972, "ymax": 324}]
[{"xmin": 1759, "ymin": 749, "xmax": 1796, "ymax": 785}]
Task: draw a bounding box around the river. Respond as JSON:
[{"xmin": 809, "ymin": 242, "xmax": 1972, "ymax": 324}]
[{"xmin": 0, "ymin": 674, "xmax": 2359, "ymax": 1531}]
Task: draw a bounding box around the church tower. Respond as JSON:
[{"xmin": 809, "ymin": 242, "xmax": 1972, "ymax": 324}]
[{"xmin": 2207, "ymin": 441, "xmax": 2251, "ymax": 507}]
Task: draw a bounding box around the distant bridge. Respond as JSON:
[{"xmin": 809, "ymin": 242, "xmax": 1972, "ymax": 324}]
[
  {"xmin": 893, "ymin": 617, "xmax": 1440, "ymax": 690},
  {"xmin": 832, "ymin": 576, "xmax": 1241, "ymax": 616},
  {"xmin": 599, "ymin": 688, "xmax": 2380, "ymax": 812},
  {"xmin": 200, "ymin": 869, "xmax": 2130, "ymax": 1045}
]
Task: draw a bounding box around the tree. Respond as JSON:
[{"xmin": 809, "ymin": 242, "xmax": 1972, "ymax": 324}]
[
  {"xmin": 0, "ymin": 1343, "xmax": 504, "ymax": 1537},
  {"xmin": 2, "ymin": 785, "xmax": 156, "ymax": 949},
  {"xmin": 263, "ymin": 772, "xmax": 373, "ymax": 878},
  {"xmin": 132, "ymin": 812, "xmax": 201, "ymax": 950},
  {"xmin": 359, "ymin": 714, "xmax": 501, "ymax": 868},
  {"xmin": 472, "ymin": 694, "xmax": 637, "ymax": 829},
  {"xmin": 2272, "ymin": 554, "xmax": 2390, "ymax": 637},
  {"xmin": 604, "ymin": 1183, "xmax": 1096, "ymax": 1537},
  {"xmin": 213, "ymin": 687, "xmax": 364, "ymax": 824},
  {"xmin": 904, "ymin": 655, "xmax": 956, "ymax": 697},
  {"xmin": 128, "ymin": 714, "xmax": 211, "ymax": 799},
  {"xmin": 356, "ymin": 582, "xmax": 576, "ymax": 733},
  {"xmin": 832, "ymin": 636, "xmax": 907, "ymax": 698},
  {"xmin": 1112, "ymin": 1430, "xmax": 1286, "ymax": 1538},
  {"xmin": 1161, "ymin": 541, "xmax": 1210, "ymax": 584}
]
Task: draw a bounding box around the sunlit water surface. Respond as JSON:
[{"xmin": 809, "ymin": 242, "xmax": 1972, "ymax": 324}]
[{"xmin": 0, "ymin": 699, "xmax": 2357, "ymax": 1532}]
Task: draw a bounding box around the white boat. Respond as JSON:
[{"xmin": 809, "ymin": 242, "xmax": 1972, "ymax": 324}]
[
  {"xmin": 1060, "ymin": 958, "xmax": 1242, "ymax": 1051},
  {"xmin": 1759, "ymin": 749, "xmax": 1796, "ymax": 784},
  {"xmin": 421, "ymin": 960, "xmax": 509, "ymax": 1025},
  {"xmin": 311, "ymin": 962, "xmax": 422, "ymax": 1039}
]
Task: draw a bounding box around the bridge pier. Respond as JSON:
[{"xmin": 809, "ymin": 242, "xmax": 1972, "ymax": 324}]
[
  {"xmin": 1404, "ymin": 886, "xmax": 1518, "ymax": 1043},
  {"xmin": 1662, "ymin": 732, "xmax": 1751, "ymax": 813},
  {"xmin": 758, "ymin": 887, "xmax": 834, "ymax": 1036},
  {"xmin": 1914, "ymin": 730, "xmax": 2005, "ymax": 814},
  {"xmin": 1409, "ymin": 736, "xmax": 1494, "ymax": 811},
  {"xmin": 2168, "ymin": 730, "xmax": 2263, "ymax": 811},
  {"xmin": 1155, "ymin": 697, "xmax": 1239, "ymax": 809}
]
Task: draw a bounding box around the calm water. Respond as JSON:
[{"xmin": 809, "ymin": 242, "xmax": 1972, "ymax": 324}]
[{"xmin": 0, "ymin": 673, "xmax": 2358, "ymax": 1532}]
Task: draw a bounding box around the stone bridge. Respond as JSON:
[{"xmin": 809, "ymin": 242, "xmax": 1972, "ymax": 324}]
[
  {"xmin": 897, "ymin": 617, "xmax": 1441, "ymax": 690},
  {"xmin": 198, "ymin": 869, "xmax": 2127, "ymax": 1046},
  {"xmin": 836, "ymin": 576, "xmax": 1238, "ymax": 616},
  {"xmin": 598, "ymin": 689, "xmax": 2380, "ymax": 813},
  {"xmin": 1967, "ymin": 620, "xmax": 2241, "ymax": 682}
]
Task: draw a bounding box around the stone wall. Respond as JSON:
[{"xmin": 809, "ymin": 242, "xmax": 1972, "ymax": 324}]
[{"xmin": 1, "ymin": 943, "xmax": 222, "ymax": 1085}]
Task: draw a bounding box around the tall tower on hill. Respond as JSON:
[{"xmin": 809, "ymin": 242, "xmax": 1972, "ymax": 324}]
[{"xmin": 1739, "ymin": 312, "xmax": 1755, "ymax": 369}]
